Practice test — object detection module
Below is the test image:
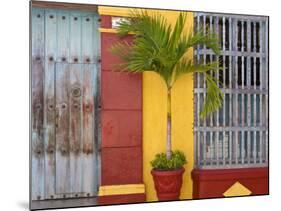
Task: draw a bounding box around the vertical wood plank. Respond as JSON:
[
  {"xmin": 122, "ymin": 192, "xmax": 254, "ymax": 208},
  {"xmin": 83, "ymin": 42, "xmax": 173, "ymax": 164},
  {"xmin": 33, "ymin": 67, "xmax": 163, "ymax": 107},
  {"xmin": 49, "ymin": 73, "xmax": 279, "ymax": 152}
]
[
  {"xmin": 82, "ymin": 14, "xmax": 94, "ymax": 63},
  {"xmin": 69, "ymin": 12, "xmax": 83, "ymax": 198},
  {"xmin": 44, "ymin": 9, "xmax": 57, "ymax": 200},
  {"xmin": 91, "ymin": 14, "xmax": 101, "ymax": 184},
  {"xmin": 82, "ymin": 13, "xmax": 98, "ymax": 196},
  {"xmin": 82, "ymin": 64, "xmax": 97, "ymax": 196},
  {"xmin": 55, "ymin": 63, "xmax": 71, "ymax": 196},
  {"xmin": 32, "ymin": 8, "xmax": 45, "ymax": 200},
  {"xmin": 69, "ymin": 63, "xmax": 83, "ymax": 197},
  {"xmin": 93, "ymin": 14, "xmax": 101, "ymax": 62},
  {"xmin": 57, "ymin": 11, "xmax": 70, "ymax": 63}
]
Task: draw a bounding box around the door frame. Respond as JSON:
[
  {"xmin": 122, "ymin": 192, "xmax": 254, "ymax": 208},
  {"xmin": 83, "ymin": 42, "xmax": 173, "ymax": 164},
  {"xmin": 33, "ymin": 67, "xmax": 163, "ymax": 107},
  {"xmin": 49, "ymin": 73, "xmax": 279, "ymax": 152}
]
[{"xmin": 31, "ymin": 0, "xmax": 99, "ymax": 12}]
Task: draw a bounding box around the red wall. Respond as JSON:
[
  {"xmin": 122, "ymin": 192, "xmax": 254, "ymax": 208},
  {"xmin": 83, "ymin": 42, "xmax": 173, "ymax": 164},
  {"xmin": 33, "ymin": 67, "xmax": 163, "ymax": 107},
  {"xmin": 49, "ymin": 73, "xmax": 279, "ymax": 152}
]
[{"xmin": 98, "ymin": 15, "xmax": 145, "ymax": 204}]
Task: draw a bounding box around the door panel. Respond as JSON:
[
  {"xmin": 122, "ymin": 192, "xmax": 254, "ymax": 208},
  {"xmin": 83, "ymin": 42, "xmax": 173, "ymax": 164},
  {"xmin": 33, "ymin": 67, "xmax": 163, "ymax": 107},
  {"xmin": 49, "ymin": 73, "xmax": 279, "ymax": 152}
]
[
  {"xmin": 54, "ymin": 63, "xmax": 98, "ymax": 199},
  {"xmin": 31, "ymin": 8, "xmax": 45, "ymax": 200},
  {"xmin": 31, "ymin": 7, "xmax": 100, "ymax": 200},
  {"xmin": 44, "ymin": 8, "xmax": 59, "ymax": 200}
]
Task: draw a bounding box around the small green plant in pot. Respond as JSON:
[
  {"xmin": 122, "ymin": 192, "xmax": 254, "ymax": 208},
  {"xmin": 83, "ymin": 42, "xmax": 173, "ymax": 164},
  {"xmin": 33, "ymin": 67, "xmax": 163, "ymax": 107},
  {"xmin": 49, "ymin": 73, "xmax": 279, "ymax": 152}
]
[
  {"xmin": 110, "ymin": 10, "xmax": 222, "ymax": 201},
  {"xmin": 150, "ymin": 150, "xmax": 187, "ymax": 200}
]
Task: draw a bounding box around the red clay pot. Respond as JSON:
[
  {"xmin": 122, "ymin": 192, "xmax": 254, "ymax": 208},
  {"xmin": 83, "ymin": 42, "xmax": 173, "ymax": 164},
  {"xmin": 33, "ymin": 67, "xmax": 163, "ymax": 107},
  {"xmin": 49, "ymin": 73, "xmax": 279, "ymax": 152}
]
[{"xmin": 151, "ymin": 168, "xmax": 185, "ymax": 201}]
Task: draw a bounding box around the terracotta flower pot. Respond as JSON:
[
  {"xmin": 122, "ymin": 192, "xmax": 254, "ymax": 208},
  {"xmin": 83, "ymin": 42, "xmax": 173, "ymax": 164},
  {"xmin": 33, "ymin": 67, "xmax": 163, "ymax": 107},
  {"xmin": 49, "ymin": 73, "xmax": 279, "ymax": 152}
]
[{"xmin": 151, "ymin": 167, "xmax": 185, "ymax": 201}]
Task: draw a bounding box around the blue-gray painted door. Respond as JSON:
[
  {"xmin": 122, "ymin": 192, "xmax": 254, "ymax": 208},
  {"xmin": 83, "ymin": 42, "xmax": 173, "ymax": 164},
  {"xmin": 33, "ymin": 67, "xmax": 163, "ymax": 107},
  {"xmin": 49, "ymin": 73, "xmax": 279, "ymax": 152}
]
[{"xmin": 31, "ymin": 7, "xmax": 100, "ymax": 200}]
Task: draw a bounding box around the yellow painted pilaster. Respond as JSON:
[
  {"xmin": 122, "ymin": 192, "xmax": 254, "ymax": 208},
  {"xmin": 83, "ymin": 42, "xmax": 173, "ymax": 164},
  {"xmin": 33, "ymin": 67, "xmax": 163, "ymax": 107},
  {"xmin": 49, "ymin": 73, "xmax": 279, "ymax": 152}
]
[
  {"xmin": 142, "ymin": 11, "xmax": 194, "ymax": 201},
  {"xmin": 143, "ymin": 72, "xmax": 167, "ymax": 201},
  {"xmin": 171, "ymin": 73, "xmax": 194, "ymax": 200}
]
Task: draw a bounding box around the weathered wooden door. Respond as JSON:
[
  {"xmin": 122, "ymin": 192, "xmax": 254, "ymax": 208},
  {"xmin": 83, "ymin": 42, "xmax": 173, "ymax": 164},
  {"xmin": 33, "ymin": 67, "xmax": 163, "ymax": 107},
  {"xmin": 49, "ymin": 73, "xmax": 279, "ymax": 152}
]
[{"xmin": 31, "ymin": 7, "xmax": 100, "ymax": 200}]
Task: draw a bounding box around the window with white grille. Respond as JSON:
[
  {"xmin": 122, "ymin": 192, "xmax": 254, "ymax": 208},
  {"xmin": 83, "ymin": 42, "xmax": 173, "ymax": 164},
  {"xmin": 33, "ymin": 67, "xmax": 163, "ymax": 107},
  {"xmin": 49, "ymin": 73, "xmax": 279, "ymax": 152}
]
[{"xmin": 194, "ymin": 13, "xmax": 269, "ymax": 168}]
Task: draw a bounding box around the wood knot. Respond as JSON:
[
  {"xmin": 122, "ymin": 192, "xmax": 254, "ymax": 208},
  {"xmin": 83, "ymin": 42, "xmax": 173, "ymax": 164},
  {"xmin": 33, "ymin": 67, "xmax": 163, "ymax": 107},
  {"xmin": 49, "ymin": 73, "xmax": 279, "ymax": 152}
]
[
  {"xmin": 37, "ymin": 14, "xmax": 41, "ymax": 18},
  {"xmin": 49, "ymin": 15, "xmax": 54, "ymax": 19},
  {"xmin": 47, "ymin": 145, "xmax": 55, "ymax": 154},
  {"xmin": 74, "ymin": 58, "xmax": 78, "ymax": 62},
  {"xmin": 62, "ymin": 16, "xmax": 65, "ymax": 20},
  {"xmin": 34, "ymin": 143, "xmax": 44, "ymax": 157},
  {"xmin": 85, "ymin": 104, "xmax": 92, "ymax": 112},
  {"xmin": 49, "ymin": 56, "xmax": 54, "ymax": 62},
  {"xmin": 59, "ymin": 143, "xmax": 69, "ymax": 155},
  {"xmin": 86, "ymin": 18, "xmax": 90, "ymax": 22},
  {"xmin": 35, "ymin": 56, "xmax": 41, "ymax": 61},
  {"xmin": 70, "ymin": 141, "xmax": 81, "ymax": 154},
  {"xmin": 86, "ymin": 58, "xmax": 90, "ymax": 63},
  {"xmin": 74, "ymin": 17, "xmax": 78, "ymax": 21},
  {"xmin": 83, "ymin": 143, "xmax": 93, "ymax": 155},
  {"xmin": 61, "ymin": 103, "xmax": 67, "ymax": 109},
  {"xmin": 48, "ymin": 104, "xmax": 54, "ymax": 111},
  {"xmin": 62, "ymin": 57, "xmax": 66, "ymax": 62},
  {"xmin": 35, "ymin": 103, "xmax": 42, "ymax": 110},
  {"xmin": 73, "ymin": 103, "xmax": 80, "ymax": 110}
]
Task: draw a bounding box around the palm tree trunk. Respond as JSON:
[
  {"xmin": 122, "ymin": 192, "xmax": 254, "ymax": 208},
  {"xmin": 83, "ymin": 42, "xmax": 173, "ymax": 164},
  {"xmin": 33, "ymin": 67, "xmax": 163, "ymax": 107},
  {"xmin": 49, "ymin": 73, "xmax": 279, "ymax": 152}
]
[{"xmin": 166, "ymin": 89, "xmax": 172, "ymax": 160}]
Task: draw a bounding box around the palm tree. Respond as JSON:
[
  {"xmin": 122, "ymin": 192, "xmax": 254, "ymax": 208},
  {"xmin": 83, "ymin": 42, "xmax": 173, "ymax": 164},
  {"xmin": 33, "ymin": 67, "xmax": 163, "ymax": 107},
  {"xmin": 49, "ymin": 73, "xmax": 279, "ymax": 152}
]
[{"xmin": 110, "ymin": 10, "xmax": 223, "ymax": 160}]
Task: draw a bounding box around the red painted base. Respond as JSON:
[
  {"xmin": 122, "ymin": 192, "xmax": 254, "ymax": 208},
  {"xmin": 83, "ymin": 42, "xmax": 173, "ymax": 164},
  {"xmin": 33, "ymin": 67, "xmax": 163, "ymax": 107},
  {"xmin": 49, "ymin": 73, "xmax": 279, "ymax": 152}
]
[
  {"xmin": 192, "ymin": 167, "xmax": 269, "ymax": 199},
  {"xmin": 97, "ymin": 193, "xmax": 146, "ymax": 205}
]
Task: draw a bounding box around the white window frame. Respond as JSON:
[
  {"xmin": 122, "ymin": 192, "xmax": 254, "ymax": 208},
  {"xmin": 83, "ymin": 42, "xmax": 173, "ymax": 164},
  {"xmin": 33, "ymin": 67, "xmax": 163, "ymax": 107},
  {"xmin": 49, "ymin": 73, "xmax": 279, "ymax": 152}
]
[{"xmin": 194, "ymin": 13, "xmax": 269, "ymax": 169}]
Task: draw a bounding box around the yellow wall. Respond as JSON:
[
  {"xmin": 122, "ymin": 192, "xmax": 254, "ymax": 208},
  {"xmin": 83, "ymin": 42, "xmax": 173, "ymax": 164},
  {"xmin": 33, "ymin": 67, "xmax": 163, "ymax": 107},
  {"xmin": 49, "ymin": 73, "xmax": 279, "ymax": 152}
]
[{"xmin": 98, "ymin": 6, "xmax": 194, "ymax": 202}]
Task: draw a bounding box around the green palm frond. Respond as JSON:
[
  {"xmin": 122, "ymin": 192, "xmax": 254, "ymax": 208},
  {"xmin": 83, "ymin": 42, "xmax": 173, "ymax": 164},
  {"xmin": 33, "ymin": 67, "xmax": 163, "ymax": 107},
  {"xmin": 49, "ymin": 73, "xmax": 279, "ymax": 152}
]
[
  {"xmin": 109, "ymin": 9, "xmax": 223, "ymax": 117},
  {"xmin": 200, "ymin": 73, "xmax": 224, "ymax": 118}
]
